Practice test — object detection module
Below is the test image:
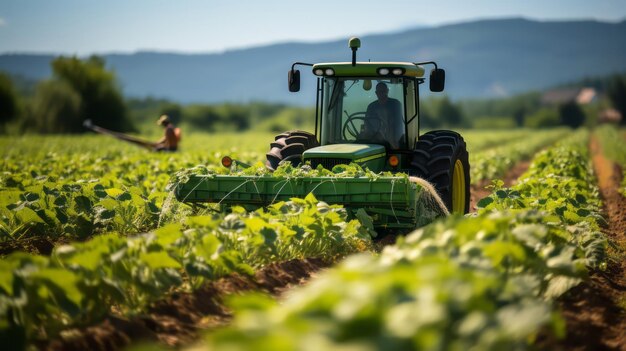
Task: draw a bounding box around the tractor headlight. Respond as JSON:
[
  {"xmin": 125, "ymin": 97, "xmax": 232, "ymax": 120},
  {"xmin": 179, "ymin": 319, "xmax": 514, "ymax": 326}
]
[
  {"xmin": 378, "ymin": 67, "xmax": 405, "ymax": 76},
  {"xmin": 314, "ymin": 68, "xmax": 324, "ymax": 76},
  {"xmin": 324, "ymin": 68, "xmax": 335, "ymax": 76}
]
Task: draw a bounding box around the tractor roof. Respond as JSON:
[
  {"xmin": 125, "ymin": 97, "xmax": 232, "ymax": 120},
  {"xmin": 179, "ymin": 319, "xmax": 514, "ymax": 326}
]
[{"xmin": 312, "ymin": 62, "xmax": 425, "ymax": 78}]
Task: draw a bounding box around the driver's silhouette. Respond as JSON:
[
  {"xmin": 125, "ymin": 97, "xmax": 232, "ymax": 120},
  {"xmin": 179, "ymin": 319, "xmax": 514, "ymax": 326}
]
[{"xmin": 359, "ymin": 82, "xmax": 404, "ymax": 148}]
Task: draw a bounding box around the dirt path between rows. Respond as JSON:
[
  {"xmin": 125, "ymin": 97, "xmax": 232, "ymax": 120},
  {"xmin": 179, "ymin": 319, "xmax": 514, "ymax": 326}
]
[
  {"xmin": 42, "ymin": 258, "xmax": 330, "ymax": 351},
  {"xmin": 540, "ymin": 137, "xmax": 626, "ymax": 350},
  {"xmin": 469, "ymin": 160, "xmax": 531, "ymax": 212},
  {"xmin": 0, "ymin": 236, "xmax": 59, "ymax": 257}
]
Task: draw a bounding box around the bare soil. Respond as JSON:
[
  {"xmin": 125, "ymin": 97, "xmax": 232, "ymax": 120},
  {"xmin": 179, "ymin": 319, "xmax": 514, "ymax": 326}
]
[
  {"xmin": 0, "ymin": 236, "xmax": 60, "ymax": 257},
  {"xmin": 538, "ymin": 137, "xmax": 626, "ymax": 350},
  {"xmin": 469, "ymin": 160, "xmax": 531, "ymax": 212},
  {"xmin": 42, "ymin": 258, "xmax": 330, "ymax": 351}
]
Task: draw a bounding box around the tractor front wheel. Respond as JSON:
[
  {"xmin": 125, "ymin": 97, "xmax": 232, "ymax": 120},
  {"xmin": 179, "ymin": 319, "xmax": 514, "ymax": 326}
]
[
  {"xmin": 410, "ymin": 130, "xmax": 470, "ymax": 214},
  {"xmin": 265, "ymin": 131, "xmax": 319, "ymax": 171}
]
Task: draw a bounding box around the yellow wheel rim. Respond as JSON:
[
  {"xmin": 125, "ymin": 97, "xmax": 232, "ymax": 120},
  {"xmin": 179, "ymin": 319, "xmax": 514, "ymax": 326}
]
[{"xmin": 452, "ymin": 159, "xmax": 466, "ymax": 213}]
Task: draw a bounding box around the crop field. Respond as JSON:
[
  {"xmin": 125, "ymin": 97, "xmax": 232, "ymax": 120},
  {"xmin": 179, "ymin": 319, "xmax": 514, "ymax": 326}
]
[{"xmin": 0, "ymin": 127, "xmax": 625, "ymax": 350}]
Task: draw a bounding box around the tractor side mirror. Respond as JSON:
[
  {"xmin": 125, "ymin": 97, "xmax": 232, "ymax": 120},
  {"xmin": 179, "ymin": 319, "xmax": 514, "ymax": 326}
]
[
  {"xmin": 429, "ymin": 68, "xmax": 445, "ymax": 92},
  {"xmin": 288, "ymin": 69, "xmax": 300, "ymax": 92}
]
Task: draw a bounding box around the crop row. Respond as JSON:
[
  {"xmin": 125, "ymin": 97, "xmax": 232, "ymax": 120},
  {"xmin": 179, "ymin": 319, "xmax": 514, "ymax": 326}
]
[
  {"xmin": 194, "ymin": 130, "xmax": 606, "ymax": 351},
  {"xmin": 0, "ymin": 130, "xmax": 544, "ymax": 243},
  {"xmin": 0, "ymin": 134, "xmax": 268, "ymax": 243},
  {"xmin": 594, "ymin": 125, "xmax": 626, "ymax": 197},
  {"xmin": 462, "ymin": 129, "xmax": 536, "ymax": 153},
  {"xmin": 0, "ymin": 194, "xmax": 372, "ymax": 348},
  {"xmin": 477, "ymin": 129, "xmax": 606, "ymax": 264},
  {"xmin": 469, "ymin": 128, "xmax": 568, "ymax": 183},
  {"xmin": 0, "ymin": 127, "xmax": 449, "ymax": 244}
]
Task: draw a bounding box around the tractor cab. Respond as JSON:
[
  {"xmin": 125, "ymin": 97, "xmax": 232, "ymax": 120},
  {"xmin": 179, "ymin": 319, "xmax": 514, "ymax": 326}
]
[
  {"xmin": 286, "ymin": 37, "xmax": 445, "ymax": 173},
  {"xmin": 314, "ymin": 63, "xmax": 423, "ymax": 151}
]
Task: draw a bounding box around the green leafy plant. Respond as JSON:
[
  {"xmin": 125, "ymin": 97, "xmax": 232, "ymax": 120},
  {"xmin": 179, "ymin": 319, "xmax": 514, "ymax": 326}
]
[
  {"xmin": 470, "ymin": 129, "xmax": 568, "ymax": 182},
  {"xmin": 0, "ymin": 194, "xmax": 372, "ymax": 345},
  {"xmin": 195, "ymin": 129, "xmax": 607, "ymax": 351}
]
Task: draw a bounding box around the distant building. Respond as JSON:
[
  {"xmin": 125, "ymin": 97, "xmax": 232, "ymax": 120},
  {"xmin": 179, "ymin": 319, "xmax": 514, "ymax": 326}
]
[
  {"xmin": 576, "ymin": 88, "xmax": 597, "ymax": 104},
  {"xmin": 598, "ymin": 108, "xmax": 622, "ymax": 124},
  {"xmin": 541, "ymin": 87, "xmax": 598, "ymax": 105}
]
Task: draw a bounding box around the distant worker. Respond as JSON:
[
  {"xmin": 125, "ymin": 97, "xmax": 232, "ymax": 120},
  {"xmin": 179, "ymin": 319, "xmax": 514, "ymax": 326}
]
[
  {"xmin": 359, "ymin": 82, "xmax": 405, "ymax": 149},
  {"xmin": 155, "ymin": 115, "xmax": 181, "ymax": 151}
]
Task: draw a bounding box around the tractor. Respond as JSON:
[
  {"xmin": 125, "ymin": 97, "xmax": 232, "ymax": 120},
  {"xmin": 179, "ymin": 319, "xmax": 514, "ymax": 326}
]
[{"xmin": 175, "ymin": 37, "xmax": 470, "ymax": 230}]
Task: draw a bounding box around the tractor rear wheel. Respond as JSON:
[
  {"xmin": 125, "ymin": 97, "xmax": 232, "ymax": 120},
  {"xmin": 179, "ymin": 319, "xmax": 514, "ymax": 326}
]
[
  {"xmin": 410, "ymin": 130, "xmax": 470, "ymax": 214},
  {"xmin": 266, "ymin": 131, "xmax": 319, "ymax": 171}
]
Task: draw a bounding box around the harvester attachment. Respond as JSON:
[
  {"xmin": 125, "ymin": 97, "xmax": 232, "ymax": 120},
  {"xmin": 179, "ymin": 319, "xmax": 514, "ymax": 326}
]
[{"xmin": 175, "ymin": 173, "xmax": 448, "ymax": 230}]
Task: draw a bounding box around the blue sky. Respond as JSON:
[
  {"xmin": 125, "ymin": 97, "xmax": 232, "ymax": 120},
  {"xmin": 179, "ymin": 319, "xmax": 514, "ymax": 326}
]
[{"xmin": 1, "ymin": 0, "xmax": 625, "ymax": 55}]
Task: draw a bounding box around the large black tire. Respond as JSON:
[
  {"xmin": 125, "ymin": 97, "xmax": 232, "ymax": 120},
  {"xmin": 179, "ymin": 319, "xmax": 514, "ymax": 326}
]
[
  {"xmin": 410, "ymin": 130, "xmax": 470, "ymax": 214},
  {"xmin": 266, "ymin": 131, "xmax": 319, "ymax": 170}
]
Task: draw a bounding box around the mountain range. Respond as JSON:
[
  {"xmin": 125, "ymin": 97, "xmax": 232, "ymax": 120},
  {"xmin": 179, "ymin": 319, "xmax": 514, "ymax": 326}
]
[{"xmin": 1, "ymin": 17, "xmax": 625, "ymax": 104}]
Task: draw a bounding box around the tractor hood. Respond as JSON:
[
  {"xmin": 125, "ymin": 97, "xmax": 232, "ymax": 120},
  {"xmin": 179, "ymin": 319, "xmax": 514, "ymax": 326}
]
[
  {"xmin": 303, "ymin": 144, "xmax": 385, "ymax": 161},
  {"xmin": 302, "ymin": 144, "xmax": 386, "ymax": 171}
]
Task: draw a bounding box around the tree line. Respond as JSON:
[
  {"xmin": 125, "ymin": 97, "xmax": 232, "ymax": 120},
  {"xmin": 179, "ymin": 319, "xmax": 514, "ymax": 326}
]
[
  {"xmin": 1, "ymin": 56, "xmax": 625, "ymax": 134},
  {"xmin": 459, "ymin": 74, "xmax": 626, "ymax": 128}
]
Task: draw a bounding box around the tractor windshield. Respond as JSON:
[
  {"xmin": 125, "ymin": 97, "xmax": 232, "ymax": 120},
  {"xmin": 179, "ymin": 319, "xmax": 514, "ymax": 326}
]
[{"xmin": 320, "ymin": 77, "xmax": 408, "ymax": 149}]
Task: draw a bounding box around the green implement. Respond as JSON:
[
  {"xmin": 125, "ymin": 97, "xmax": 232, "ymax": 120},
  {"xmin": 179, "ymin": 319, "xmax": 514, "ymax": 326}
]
[
  {"xmin": 175, "ymin": 174, "xmax": 447, "ymax": 230},
  {"xmin": 174, "ymin": 37, "xmax": 469, "ymax": 233}
]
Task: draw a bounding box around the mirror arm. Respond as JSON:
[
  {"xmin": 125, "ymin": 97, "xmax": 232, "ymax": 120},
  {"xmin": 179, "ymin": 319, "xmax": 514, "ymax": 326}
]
[
  {"xmin": 413, "ymin": 61, "xmax": 438, "ymax": 70},
  {"xmin": 291, "ymin": 62, "xmax": 314, "ymax": 71}
]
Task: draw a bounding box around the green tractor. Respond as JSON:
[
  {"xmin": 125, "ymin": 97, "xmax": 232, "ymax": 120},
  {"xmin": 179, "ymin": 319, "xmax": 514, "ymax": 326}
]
[{"xmin": 175, "ymin": 38, "xmax": 470, "ymax": 230}]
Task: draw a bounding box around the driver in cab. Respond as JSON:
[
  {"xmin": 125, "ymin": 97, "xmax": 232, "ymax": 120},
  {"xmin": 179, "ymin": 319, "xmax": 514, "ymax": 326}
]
[{"xmin": 359, "ymin": 82, "xmax": 405, "ymax": 149}]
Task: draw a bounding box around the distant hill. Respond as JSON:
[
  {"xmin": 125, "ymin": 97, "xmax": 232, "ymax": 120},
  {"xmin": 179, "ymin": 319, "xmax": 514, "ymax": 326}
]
[{"xmin": 1, "ymin": 18, "xmax": 625, "ymax": 104}]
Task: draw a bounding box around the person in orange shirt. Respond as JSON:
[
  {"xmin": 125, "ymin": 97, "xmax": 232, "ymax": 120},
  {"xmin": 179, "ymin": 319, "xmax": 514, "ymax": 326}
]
[{"xmin": 154, "ymin": 115, "xmax": 180, "ymax": 152}]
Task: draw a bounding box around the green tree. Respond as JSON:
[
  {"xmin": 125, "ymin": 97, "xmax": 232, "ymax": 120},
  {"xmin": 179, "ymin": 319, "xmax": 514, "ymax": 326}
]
[
  {"xmin": 0, "ymin": 73, "xmax": 19, "ymax": 132},
  {"xmin": 513, "ymin": 106, "xmax": 526, "ymax": 127},
  {"xmin": 212, "ymin": 104, "xmax": 250, "ymax": 131},
  {"xmin": 558, "ymin": 102, "xmax": 586, "ymax": 128},
  {"xmin": 29, "ymin": 81, "xmax": 81, "ymax": 133},
  {"xmin": 184, "ymin": 105, "xmax": 222, "ymax": 131},
  {"xmin": 418, "ymin": 100, "xmax": 440, "ymax": 129},
  {"xmin": 438, "ymin": 96, "xmax": 464, "ymax": 127},
  {"xmin": 227, "ymin": 108, "xmax": 250, "ymax": 131},
  {"xmin": 524, "ymin": 107, "xmax": 560, "ymax": 128},
  {"xmin": 25, "ymin": 56, "xmax": 132, "ymax": 133},
  {"xmin": 607, "ymin": 74, "xmax": 626, "ymax": 125},
  {"xmin": 459, "ymin": 92, "xmax": 541, "ymax": 124}
]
